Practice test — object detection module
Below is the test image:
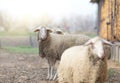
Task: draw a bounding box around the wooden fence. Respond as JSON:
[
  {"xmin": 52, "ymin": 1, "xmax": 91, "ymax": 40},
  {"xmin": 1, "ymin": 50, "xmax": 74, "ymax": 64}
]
[{"xmin": 111, "ymin": 42, "xmax": 120, "ymax": 63}]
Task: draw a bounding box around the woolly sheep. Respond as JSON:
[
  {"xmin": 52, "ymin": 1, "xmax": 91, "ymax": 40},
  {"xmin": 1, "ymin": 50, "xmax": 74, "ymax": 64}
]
[
  {"xmin": 34, "ymin": 26, "xmax": 90, "ymax": 80},
  {"xmin": 58, "ymin": 36, "xmax": 112, "ymax": 83},
  {"xmin": 50, "ymin": 28, "xmax": 64, "ymax": 34},
  {"xmin": 34, "ymin": 26, "xmax": 64, "ymax": 34},
  {"xmin": 45, "ymin": 26, "xmax": 65, "ymax": 34}
]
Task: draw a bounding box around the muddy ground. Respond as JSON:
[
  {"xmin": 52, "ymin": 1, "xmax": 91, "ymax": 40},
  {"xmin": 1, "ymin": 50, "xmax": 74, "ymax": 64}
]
[{"xmin": 0, "ymin": 49, "xmax": 120, "ymax": 83}]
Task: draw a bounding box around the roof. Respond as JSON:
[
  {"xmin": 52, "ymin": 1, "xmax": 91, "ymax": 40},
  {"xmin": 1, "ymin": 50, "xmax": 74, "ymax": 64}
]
[{"xmin": 90, "ymin": 0, "xmax": 100, "ymax": 3}]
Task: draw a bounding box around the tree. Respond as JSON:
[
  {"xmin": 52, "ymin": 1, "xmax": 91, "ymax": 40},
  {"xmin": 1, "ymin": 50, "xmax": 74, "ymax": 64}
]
[{"xmin": 0, "ymin": 11, "xmax": 13, "ymax": 31}]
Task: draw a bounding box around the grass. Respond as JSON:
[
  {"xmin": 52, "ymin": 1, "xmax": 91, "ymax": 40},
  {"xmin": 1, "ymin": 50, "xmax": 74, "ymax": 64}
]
[
  {"xmin": 78, "ymin": 32, "xmax": 97, "ymax": 38},
  {"xmin": 108, "ymin": 68, "xmax": 116, "ymax": 76},
  {"xmin": 4, "ymin": 46, "xmax": 38, "ymax": 54},
  {"xmin": 85, "ymin": 33, "xmax": 97, "ymax": 38}
]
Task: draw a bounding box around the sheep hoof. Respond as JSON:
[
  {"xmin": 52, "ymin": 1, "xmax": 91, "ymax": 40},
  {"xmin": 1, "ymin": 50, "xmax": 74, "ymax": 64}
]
[
  {"xmin": 49, "ymin": 76, "xmax": 53, "ymax": 80},
  {"xmin": 53, "ymin": 73, "xmax": 57, "ymax": 80},
  {"xmin": 46, "ymin": 76, "xmax": 53, "ymax": 80},
  {"xmin": 46, "ymin": 76, "xmax": 50, "ymax": 80}
]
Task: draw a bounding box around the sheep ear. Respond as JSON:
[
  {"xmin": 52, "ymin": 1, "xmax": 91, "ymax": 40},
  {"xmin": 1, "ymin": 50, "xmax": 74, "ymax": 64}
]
[
  {"xmin": 102, "ymin": 39, "xmax": 113, "ymax": 46},
  {"xmin": 84, "ymin": 40, "xmax": 93, "ymax": 46},
  {"xmin": 34, "ymin": 26, "xmax": 41, "ymax": 32},
  {"xmin": 47, "ymin": 29, "xmax": 52, "ymax": 33},
  {"xmin": 34, "ymin": 29, "xmax": 40, "ymax": 32},
  {"xmin": 84, "ymin": 36, "xmax": 100, "ymax": 46},
  {"xmin": 55, "ymin": 31, "xmax": 63, "ymax": 34}
]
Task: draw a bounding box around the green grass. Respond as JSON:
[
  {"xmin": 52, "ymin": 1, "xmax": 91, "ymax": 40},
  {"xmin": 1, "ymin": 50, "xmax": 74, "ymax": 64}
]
[
  {"xmin": 79, "ymin": 32, "xmax": 97, "ymax": 38},
  {"xmin": 4, "ymin": 46, "xmax": 38, "ymax": 54},
  {"xmin": 108, "ymin": 68, "xmax": 116, "ymax": 76},
  {"xmin": 85, "ymin": 33, "xmax": 97, "ymax": 38}
]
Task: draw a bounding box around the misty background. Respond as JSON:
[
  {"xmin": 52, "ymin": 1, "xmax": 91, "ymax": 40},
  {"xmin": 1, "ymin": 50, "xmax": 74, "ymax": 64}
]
[
  {"xmin": 0, "ymin": 0, "xmax": 98, "ymax": 33},
  {"xmin": 0, "ymin": 0, "xmax": 98, "ymax": 48}
]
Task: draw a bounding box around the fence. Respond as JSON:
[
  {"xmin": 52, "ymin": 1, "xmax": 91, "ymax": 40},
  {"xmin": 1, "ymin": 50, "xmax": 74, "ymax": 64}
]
[
  {"xmin": 1, "ymin": 35, "xmax": 120, "ymax": 63},
  {"xmin": 111, "ymin": 42, "xmax": 120, "ymax": 63},
  {"xmin": 0, "ymin": 36, "xmax": 38, "ymax": 48}
]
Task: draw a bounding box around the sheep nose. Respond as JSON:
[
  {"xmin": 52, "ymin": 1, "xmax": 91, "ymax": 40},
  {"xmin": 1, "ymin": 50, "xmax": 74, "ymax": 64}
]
[{"xmin": 100, "ymin": 53, "xmax": 105, "ymax": 59}]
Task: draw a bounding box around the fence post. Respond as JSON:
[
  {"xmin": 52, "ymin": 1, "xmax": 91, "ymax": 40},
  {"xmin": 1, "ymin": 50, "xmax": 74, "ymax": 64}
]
[
  {"xmin": 111, "ymin": 42, "xmax": 120, "ymax": 63},
  {"xmin": 0, "ymin": 40, "xmax": 1, "ymax": 48}
]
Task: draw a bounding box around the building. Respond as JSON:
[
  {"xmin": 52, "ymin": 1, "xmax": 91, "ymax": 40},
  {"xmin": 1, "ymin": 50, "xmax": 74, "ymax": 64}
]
[{"xmin": 91, "ymin": 0, "xmax": 120, "ymax": 41}]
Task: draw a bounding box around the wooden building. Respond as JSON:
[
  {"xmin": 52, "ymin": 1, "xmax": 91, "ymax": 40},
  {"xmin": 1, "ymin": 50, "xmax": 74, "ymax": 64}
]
[
  {"xmin": 91, "ymin": 0, "xmax": 120, "ymax": 62},
  {"xmin": 91, "ymin": 0, "xmax": 120, "ymax": 41}
]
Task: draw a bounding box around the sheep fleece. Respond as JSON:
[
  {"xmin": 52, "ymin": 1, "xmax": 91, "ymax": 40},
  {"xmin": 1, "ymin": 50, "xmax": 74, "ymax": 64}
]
[
  {"xmin": 58, "ymin": 46, "xmax": 107, "ymax": 83},
  {"xmin": 40, "ymin": 33, "xmax": 90, "ymax": 60}
]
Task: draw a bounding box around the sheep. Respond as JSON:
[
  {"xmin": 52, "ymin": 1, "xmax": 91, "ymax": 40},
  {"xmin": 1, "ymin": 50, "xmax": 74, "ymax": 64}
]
[
  {"xmin": 45, "ymin": 26, "xmax": 65, "ymax": 34},
  {"xmin": 34, "ymin": 26, "xmax": 64, "ymax": 34},
  {"xmin": 34, "ymin": 26, "xmax": 90, "ymax": 80},
  {"xmin": 50, "ymin": 27, "xmax": 64, "ymax": 34},
  {"xmin": 58, "ymin": 36, "xmax": 112, "ymax": 83}
]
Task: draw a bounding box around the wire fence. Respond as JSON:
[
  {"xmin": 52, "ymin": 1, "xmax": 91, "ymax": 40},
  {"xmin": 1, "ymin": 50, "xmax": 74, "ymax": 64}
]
[{"xmin": 0, "ymin": 35, "xmax": 38, "ymax": 48}]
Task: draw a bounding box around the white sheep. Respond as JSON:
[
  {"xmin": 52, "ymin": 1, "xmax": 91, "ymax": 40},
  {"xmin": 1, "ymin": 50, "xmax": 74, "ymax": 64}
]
[
  {"xmin": 58, "ymin": 36, "xmax": 112, "ymax": 83},
  {"xmin": 34, "ymin": 26, "xmax": 90, "ymax": 80},
  {"xmin": 50, "ymin": 27, "xmax": 65, "ymax": 34}
]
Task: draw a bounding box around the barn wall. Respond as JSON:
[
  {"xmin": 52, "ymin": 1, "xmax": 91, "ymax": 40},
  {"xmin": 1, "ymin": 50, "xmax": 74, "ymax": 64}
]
[
  {"xmin": 114, "ymin": 0, "xmax": 120, "ymax": 41},
  {"xmin": 100, "ymin": 0, "xmax": 112, "ymax": 40},
  {"xmin": 100, "ymin": 0, "xmax": 120, "ymax": 41}
]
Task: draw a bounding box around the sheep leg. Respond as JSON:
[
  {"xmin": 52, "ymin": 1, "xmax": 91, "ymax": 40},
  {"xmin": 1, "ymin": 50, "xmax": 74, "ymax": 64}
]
[
  {"xmin": 49, "ymin": 66, "xmax": 54, "ymax": 80},
  {"xmin": 47, "ymin": 59, "xmax": 56, "ymax": 80},
  {"xmin": 53, "ymin": 71, "xmax": 57, "ymax": 80},
  {"xmin": 46, "ymin": 65, "xmax": 51, "ymax": 80},
  {"xmin": 46, "ymin": 65, "xmax": 54, "ymax": 80},
  {"xmin": 50, "ymin": 66, "xmax": 58, "ymax": 80}
]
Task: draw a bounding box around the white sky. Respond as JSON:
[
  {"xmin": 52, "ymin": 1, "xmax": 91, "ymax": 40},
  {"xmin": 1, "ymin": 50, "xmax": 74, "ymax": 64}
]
[{"xmin": 0, "ymin": 0, "xmax": 97, "ymax": 19}]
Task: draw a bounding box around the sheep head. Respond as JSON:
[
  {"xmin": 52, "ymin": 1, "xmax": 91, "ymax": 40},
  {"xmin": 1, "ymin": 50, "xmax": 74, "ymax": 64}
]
[
  {"xmin": 34, "ymin": 26, "xmax": 52, "ymax": 41},
  {"xmin": 84, "ymin": 36, "xmax": 112, "ymax": 59}
]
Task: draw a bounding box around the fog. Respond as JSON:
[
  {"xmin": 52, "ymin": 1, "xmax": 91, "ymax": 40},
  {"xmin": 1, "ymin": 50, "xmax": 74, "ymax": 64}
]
[{"xmin": 0, "ymin": 0, "xmax": 98, "ymax": 33}]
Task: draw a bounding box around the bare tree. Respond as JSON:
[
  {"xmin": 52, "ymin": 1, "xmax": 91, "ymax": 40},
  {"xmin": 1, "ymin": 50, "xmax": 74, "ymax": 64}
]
[{"xmin": 0, "ymin": 11, "xmax": 13, "ymax": 31}]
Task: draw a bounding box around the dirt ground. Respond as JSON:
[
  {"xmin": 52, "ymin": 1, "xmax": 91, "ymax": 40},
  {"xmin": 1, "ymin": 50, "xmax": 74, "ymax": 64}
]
[{"xmin": 0, "ymin": 49, "xmax": 120, "ymax": 83}]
